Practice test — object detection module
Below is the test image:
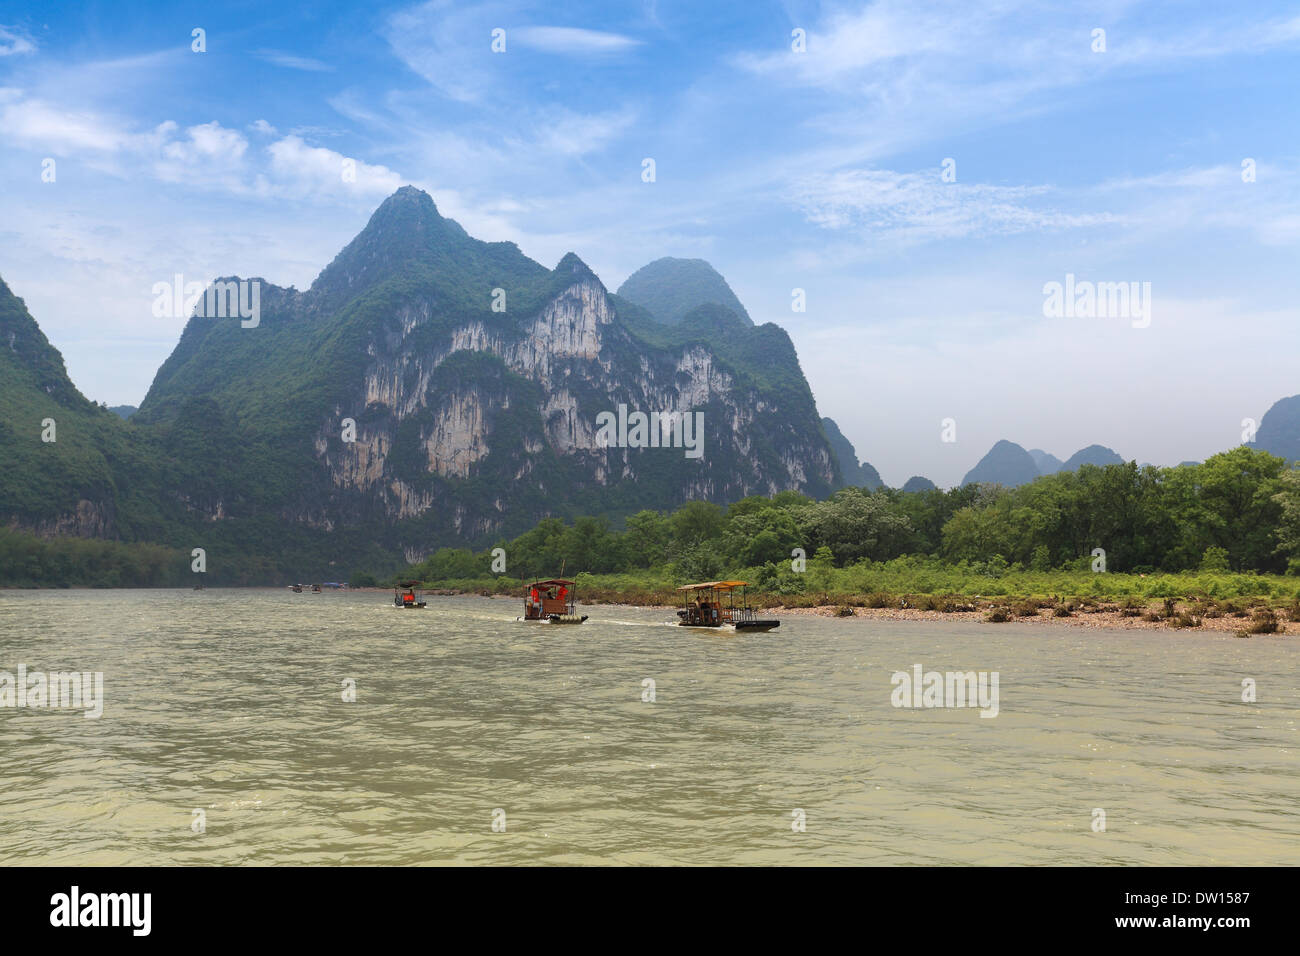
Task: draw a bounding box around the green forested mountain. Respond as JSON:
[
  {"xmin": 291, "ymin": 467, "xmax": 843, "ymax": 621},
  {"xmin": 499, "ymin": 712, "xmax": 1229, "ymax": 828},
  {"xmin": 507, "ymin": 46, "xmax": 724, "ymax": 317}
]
[
  {"xmin": 1, "ymin": 187, "xmax": 838, "ymax": 582},
  {"xmin": 1, "ymin": 277, "xmax": 152, "ymax": 539},
  {"xmin": 616, "ymin": 256, "xmax": 753, "ymax": 325}
]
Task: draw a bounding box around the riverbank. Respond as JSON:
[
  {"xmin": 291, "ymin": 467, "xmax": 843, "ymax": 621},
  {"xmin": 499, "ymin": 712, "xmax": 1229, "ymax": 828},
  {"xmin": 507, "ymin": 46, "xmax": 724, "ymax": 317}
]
[{"xmin": 402, "ymin": 585, "xmax": 1295, "ymax": 636}]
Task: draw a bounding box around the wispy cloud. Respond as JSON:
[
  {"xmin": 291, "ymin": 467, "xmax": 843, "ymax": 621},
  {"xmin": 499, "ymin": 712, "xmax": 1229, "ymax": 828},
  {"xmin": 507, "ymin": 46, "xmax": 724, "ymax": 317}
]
[
  {"xmin": 514, "ymin": 26, "xmax": 641, "ymax": 55},
  {"xmin": 525, "ymin": 106, "xmax": 638, "ymax": 157},
  {"xmin": 0, "ymin": 92, "xmax": 132, "ymax": 152},
  {"xmin": 792, "ymin": 168, "xmax": 1118, "ymax": 243},
  {"xmin": 254, "ymin": 49, "xmax": 334, "ymax": 72}
]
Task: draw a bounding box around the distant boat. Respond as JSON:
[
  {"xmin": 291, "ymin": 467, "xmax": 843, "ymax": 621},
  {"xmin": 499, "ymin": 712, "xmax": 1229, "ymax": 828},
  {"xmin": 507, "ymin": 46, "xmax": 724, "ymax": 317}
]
[
  {"xmin": 289, "ymin": 584, "xmax": 303, "ymax": 593},
  {"xmin": 394, "ymin": 585, "xmax": 426, "ymax": 609},
  {"xmin": 311, "ymin": 584, "xmax": 322, "ymax": 593},
  {"xmin": 676, "ymin": 581, "xmax": 779, "ymax": 632},
  {"xmin": 519, "ymin": 579, "xmax": 587, "ymax": 624}
]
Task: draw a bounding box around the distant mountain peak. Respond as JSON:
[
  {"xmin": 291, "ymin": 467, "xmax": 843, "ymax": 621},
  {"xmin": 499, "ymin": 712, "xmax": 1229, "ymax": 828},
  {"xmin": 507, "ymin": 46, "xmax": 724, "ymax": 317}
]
[
  {"xmin": 962, "ymin": 440, "xmax": 1039, "ymax": 487},
  {"xmin": 616, "ymin": 257, "xmax": 754, "ymax": 326}
]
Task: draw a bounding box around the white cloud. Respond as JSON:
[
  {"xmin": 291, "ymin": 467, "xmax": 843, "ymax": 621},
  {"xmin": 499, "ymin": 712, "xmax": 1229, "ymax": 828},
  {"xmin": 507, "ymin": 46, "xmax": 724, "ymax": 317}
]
[
  {"xmin": 0, "ymin": 89, "xmax": 407, "ymax": 201},
  {"xmin": 267, "ymin": 135, "xmax": 404, "ymax": 198},
  {"xmin": 0, "ymin": 94, "xmax": 131, "ymax": 152},
  {"xmin": 0, "ymin": 25, "xmax": 36, "ymax": 56}
]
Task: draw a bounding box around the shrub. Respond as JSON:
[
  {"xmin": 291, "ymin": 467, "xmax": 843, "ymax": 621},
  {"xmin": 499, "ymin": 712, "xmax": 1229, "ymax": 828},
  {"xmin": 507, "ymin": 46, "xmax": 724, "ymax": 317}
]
[{"xmin": 1248, "ymin": 609, "xmax": 1280, "ymax": 634}]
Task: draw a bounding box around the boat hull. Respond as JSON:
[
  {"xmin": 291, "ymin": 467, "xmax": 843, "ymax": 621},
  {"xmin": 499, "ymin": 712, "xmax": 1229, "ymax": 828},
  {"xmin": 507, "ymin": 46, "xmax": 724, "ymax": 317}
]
[{"xmin": 677, "ymin": 619, "xmax": 780, "ymax": 632}]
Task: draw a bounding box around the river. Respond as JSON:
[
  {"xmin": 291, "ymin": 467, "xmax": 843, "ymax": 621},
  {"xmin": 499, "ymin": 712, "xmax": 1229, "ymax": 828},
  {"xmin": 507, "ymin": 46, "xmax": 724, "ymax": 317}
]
[{"xmin": 0, "ymin": 590, "xmax": 1294, "ymax": 865}]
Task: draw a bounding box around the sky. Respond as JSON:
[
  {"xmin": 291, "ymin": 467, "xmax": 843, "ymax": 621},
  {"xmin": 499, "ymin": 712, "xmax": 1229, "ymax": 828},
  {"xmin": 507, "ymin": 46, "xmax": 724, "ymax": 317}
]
[{"xmin": 1, "ymin": 0, "xmax": 1298, "ymax": 487}]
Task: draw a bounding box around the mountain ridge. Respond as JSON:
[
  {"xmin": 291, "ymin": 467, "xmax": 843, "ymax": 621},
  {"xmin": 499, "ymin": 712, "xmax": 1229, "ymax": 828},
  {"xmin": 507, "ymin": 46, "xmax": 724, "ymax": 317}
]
[{"xmin": 82, "ymin": 186, "xmax": 839, "ymax": 567}]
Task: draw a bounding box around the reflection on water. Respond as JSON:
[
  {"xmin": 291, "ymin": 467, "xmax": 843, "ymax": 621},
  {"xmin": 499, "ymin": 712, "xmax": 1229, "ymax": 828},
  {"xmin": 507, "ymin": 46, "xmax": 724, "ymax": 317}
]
[{"xmin": 0, "ymin": 590, "xmax": 1295, "ymax": 865}]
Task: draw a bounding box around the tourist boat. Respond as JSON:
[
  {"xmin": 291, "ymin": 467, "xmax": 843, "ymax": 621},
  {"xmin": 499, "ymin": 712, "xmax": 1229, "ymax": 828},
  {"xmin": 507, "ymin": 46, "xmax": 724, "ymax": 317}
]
[
  {"xmin": 520, "ymin": 579, "xmax": 588, "ymax": 624},
  {"xmin": 394, "ymin": 585, "xmax": 426, "ymax": 609},
  {"xmin": 289, "ymin": 584, "xmax": 303, "ymax": 593},
  {"xmin": 311, "ymin": 584, "xmax": 322, "ymax": 593},
  {"xmin": 676, "ymin": 581, "xmax": 780, "ymax": 632}
]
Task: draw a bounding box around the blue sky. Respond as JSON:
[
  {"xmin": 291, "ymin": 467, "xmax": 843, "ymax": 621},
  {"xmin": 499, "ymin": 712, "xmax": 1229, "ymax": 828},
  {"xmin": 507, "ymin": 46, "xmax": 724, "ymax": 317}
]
[{"xmin": 2, "ymin": 0, "xmax": 1299, "ymax": 486}]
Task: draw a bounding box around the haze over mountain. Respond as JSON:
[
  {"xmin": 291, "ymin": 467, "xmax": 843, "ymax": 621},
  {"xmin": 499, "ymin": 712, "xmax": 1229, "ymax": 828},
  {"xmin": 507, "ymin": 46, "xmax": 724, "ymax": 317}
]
[
  {"xmin": 901, "ymin": 476, "xmax": 938, "ymax": 493},
  {"xmin": 1028, "ymin": 449, "xmax": 1063, "ymax": 474},
  {"xmin": 1058, "ymin": 444, "xmax": 1124, "ymax": 472},
  {"xmin": 821, "ymin": 417, "xmax": 882, "ymax": 490}
]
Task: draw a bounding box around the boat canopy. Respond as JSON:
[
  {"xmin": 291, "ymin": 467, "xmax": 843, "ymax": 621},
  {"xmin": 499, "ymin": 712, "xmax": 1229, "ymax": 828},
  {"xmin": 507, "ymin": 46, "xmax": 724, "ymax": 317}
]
[
  {"xmin": 677, "ymin": 580, "xmax": 749, "ymax": 591},
  {"xmin": 529, "ymin": 579, "xmax": 575, "ymax": 588}
]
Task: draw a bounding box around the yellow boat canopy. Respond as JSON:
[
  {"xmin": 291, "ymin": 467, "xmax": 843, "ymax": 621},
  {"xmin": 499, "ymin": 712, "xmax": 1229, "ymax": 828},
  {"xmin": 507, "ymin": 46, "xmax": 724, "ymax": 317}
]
[{"xmin": 676, "ymin": 580, "xmax": 749, "ymax": 591}]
